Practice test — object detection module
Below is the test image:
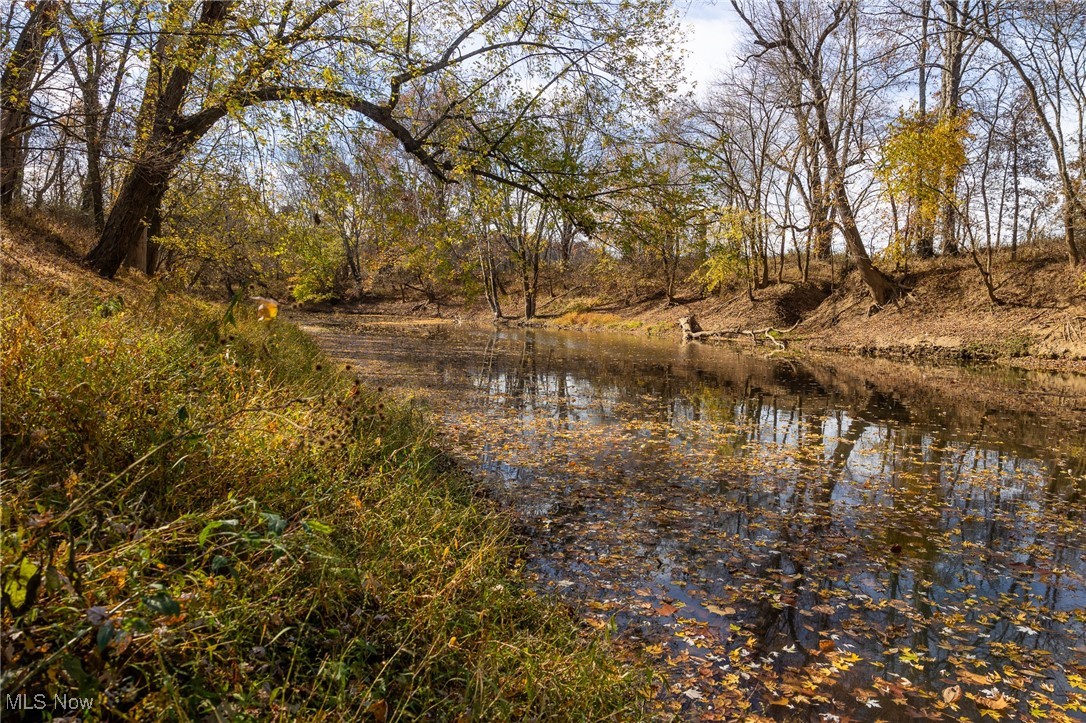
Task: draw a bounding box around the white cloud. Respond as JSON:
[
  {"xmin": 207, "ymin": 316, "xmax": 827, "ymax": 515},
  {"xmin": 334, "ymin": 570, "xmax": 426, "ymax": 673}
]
[{"xmin": 678, "ymin": 2, "xmax": 745, "ymax": 94}]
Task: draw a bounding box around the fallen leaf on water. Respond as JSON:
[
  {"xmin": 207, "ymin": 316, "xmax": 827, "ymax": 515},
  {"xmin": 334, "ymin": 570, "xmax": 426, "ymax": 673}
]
[
  {"xmin": 958, "ymin": 670, "xmax": 993, "ymax": 686},
  {"xmin": 655, "ymin": 603, "xmax": 679, "ymax": 616},
  {"xmin": 705, "ymin": 604, "xmax": 735, "ymax": 616},
  {"xmin": 976, "ymin": 690, "xmax": 1013, "ymax": 710},
  {"xmin": 942, "ymin": 685, "xmax": 962, "ymax": 704}
]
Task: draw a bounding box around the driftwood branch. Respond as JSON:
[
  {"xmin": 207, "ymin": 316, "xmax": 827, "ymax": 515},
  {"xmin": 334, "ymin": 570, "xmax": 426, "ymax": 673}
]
[{"xmin": 678, "ymin": 315, "xmax": 799, "ymax": 349}]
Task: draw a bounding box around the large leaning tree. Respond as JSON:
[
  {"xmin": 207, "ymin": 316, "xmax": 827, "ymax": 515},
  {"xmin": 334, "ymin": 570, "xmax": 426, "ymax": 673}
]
[
  {"xmin": 78, "ymin": 0, "xmax": 680, "ymax": 278},
  {"xmin": 731, "ymin": 0, "xmax": 898, "ymax": 305}
]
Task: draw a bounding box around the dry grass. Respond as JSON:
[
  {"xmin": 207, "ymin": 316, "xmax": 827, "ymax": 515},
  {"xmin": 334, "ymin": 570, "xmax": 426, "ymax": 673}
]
[{"xmin": 0, "ymin": 220, "xmax": 651, "ymax": 721}]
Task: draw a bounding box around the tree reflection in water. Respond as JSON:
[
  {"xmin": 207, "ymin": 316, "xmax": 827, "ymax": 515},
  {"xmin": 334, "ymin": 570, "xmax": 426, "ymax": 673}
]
[{"xmin": 311, "ymin": 322, "xmax": 1086, "ymax": 721}]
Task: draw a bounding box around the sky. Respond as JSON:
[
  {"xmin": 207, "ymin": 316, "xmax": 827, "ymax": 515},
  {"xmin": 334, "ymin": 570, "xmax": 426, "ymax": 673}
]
[{"xmin": 678, "ymin": 1, "xmax": 745, "ymax": 93}]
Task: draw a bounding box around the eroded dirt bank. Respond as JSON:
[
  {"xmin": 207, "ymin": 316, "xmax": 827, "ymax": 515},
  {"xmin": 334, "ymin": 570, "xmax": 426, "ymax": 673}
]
[{"xmin": 310, "ymin": 248, "xmax": 1086, "ymax": 374}]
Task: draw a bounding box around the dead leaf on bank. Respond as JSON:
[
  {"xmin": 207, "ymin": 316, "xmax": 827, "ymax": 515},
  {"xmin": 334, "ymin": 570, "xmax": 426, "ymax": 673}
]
[{"xmin": 366, "ymin": 699, "xmax": 387, "ymax": 722}]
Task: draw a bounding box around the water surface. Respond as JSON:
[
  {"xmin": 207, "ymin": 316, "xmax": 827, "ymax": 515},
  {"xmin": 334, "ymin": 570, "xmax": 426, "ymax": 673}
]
[{"xmin": 306, "ymin": 320, "xmax": 1086, "ymax": 721}]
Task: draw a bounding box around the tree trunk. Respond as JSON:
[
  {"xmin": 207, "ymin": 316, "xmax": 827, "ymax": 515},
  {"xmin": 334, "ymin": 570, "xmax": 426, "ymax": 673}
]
[
  {"xmin": 1011, "ymin": 128, "xmax": 1020, "ymax": 260},
  {"xmin": 0, "ymin": 0, "xmax": 60, "ymax": 205},
  {"xmin": 82, "ymin": 148, "xmax": 106, "ymax": 229},
  {"xmin": 938, "ymin": 0, "xmax": 967, "ymax": 256},
  {"xmin": 919, "ymin": 0, "xmax": 930, "ymax": 115},
  {"xmin": 478, "ymin": 235, "xmax": 503, "ymax": 318},
  {"xmin": 522, "ymin": 270, "xmax": 535, "ymax": 319},
  {"xmin": 679, "ymin": 315, "xmax": 702, "ymax": 341},
  {"xmin": 146, "ymin": 205, "xmax": 163, "ymax": 274},
  {"xmin": 61, "ymin": 5, "xmax": 137, "ymax": 231},
  {"xmin": 126, "ymin": 226, "xmax": 149, "ymax": 274},
  {"xmin": 86, "ymin": 159, "xmax": 172, "ymax": 277},
  {"xmin": 813, "ymin": 204, "xmax": 833, "ymax": 260},
  {"xmin": 124, "ymin": 205, "xmax": 163, "ymax": 275},
  {"xmin": 1065, "ymin": 204, "xmax": 1081, "ymax": 266},
  {"xmin": 34, "ymin": 141, "xmax": 65, "ymax": 208},
  {"xmin": 68, "ymin": 38, "xmax": 107, "ymax": 229},
  {"xmin": 84, "ymin": 0, "xmax": 232, "ymax": 278},
  {"xmin": 809, "ymin": 76, "xmax": 896, "ymax": 305}
]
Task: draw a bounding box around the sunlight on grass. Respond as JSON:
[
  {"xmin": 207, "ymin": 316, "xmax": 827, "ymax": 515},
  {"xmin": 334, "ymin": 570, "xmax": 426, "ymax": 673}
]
[{"xmin": 0, "ymin": 281, "xmax": 650, "ymax": 720}]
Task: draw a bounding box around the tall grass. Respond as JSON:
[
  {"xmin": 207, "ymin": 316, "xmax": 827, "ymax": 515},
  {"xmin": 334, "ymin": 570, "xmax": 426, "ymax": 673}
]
[{"xmin": 1, "ymin": 280, "xmax": 649, "ymax": 720}]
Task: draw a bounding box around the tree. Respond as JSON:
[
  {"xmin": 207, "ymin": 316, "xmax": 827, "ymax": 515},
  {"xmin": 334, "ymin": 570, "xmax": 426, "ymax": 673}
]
[
  {"xmin": 732, "ymin": 0, "xmax": 898, "ymax": 304},
  {"xmin": 468, "ymin": 189, "xmax": 506, "ymax": 319},
  {"xmin": 876, "ymin": 110, "xmax": 970, "ymax": 263},
  {"xmin": 959, "ymin": 0, "xmax": 1086, "ymax": 264},
  {"xmin": 611, "ymin": 141, "xmax": 707, "ymax": 305},
  {"xmin": 288, "ymin": 130, "xmax": 411, "ymax": 299},
  {"xmin": 934, "ymin": 0, "xmax": 982, "ymax": 255},
  {"xmin": 54, "ymin": 1, "xmax": 140, "ymax": 230},
  {"xmin": 1, "ymin": 0, "xmax": 60, "ymax": 205},
  {"xmin": 498, "ymin": 186, "xmax": 552, "ymax": 319},
  {"xmin": 696, "ymin": 206, "xmax": 765, "ymax": 300},
  {"xmin": 685, "ymin": 66, "xmax": 790, "ymax": 287},
  {"xmin": 78, "ymin": 0, "xmax": 679, "ymax": 278}
]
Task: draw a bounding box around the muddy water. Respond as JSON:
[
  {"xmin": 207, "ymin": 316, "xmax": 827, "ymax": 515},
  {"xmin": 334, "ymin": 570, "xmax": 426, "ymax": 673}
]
[{"xmin": 306, "ymin": 319, "xmax": 1086, "ymax": 721}]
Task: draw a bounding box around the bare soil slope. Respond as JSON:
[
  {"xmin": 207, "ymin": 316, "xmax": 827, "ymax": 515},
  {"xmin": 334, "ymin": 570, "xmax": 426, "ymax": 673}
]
[{"xmin": 794, "ymin": 250, "xmax": 1086, "ymax": 363}]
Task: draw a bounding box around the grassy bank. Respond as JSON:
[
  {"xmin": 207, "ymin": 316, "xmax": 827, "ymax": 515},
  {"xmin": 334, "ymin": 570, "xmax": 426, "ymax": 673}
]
[{"xmin": 0, "ymin": 273, "xmax": 648, "ymax": 719}]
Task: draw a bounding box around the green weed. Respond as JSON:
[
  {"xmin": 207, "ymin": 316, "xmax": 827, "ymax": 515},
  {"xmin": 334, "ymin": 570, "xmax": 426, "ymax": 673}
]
[{"xmin": 0, "ymin": 282, "xmax": 649, "ymax": 720}]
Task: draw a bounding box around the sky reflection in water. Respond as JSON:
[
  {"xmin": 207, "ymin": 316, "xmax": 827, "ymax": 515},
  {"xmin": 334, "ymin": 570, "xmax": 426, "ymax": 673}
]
[{"xmin": 315, "ymin": 322, "xmax": 1086, "ymax": 721}]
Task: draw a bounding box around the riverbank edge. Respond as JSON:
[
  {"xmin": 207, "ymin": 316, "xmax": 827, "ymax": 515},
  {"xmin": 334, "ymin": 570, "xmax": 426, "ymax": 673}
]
[
  {"xmin": 294, "ymin": 301, "xmax": 1086, "ymax": 376},
  {"xmin": 0, "ymin": 265, "xmax": 653, "ymax": 719},
  {"xmin": 302, "ymin": 244, "xmax": 1086, "ymax": 374}
]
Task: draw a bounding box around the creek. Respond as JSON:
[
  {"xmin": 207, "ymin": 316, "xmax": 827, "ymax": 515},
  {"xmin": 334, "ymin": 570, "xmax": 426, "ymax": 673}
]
[{"xmin": 304, "ymin": 318, "xmax": 1086, "ymax": 721}]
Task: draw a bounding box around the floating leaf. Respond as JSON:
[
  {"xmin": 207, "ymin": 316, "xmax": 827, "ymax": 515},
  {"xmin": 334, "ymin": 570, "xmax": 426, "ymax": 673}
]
[{"xmin": 976, "ymin": 690, "xmax": 1012, "ymax": 710}]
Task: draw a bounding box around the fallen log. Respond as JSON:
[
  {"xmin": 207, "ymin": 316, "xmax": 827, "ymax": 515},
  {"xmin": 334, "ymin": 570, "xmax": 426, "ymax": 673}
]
[
  {"xmin": 678, "ymin": 315, "xmax": 702, "ymax": 339},
  {"xmin": 678, "ymin": 314, "xmax": 799, "ymax": 349}
]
